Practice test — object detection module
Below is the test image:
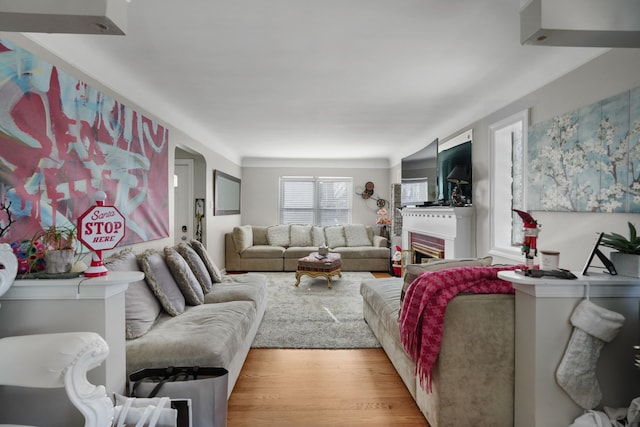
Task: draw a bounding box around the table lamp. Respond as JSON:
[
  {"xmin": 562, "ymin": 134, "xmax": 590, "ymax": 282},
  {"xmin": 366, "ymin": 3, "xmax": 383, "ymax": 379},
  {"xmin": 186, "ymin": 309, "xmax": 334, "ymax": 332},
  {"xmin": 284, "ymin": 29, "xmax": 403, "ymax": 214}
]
[{"xmin": 446, "ymin": 165, "xmax": 469, "ymax": 206}]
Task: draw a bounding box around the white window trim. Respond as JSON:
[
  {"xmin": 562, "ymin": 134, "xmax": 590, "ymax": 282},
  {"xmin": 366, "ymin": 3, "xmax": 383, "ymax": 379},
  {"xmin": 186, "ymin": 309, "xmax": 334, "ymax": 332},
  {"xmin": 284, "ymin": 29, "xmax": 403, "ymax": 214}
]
[
  {"xmin": 279, "ymin": 176, "xmax": 353, "ymax": 225},
  {"xmin": 488, "ymin": 109, "xmax": 529, "ymax": 261}
]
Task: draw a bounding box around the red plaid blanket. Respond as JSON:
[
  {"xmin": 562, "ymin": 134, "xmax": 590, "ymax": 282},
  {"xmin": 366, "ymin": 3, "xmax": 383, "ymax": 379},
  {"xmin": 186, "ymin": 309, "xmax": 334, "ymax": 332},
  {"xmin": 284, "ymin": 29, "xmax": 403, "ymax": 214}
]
[{"xmin": 398, "ymin": 264, "xmax": 521, "ymax": 391}]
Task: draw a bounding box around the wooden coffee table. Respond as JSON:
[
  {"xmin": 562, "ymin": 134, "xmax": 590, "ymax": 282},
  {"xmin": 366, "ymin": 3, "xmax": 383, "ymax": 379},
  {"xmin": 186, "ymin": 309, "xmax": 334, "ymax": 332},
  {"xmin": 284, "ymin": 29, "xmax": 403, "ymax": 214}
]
[{"xmin": 295, "ymin": 252, "xmax": 342, "ymax": 288}]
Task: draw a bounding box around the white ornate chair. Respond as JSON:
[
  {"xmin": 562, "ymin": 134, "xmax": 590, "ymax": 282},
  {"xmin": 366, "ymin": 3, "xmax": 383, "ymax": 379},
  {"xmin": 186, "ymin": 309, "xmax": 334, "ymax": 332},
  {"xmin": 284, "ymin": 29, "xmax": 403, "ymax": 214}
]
[{"xmin": 0, "ymin": 243, "xmax": 114, "ymax": 427}]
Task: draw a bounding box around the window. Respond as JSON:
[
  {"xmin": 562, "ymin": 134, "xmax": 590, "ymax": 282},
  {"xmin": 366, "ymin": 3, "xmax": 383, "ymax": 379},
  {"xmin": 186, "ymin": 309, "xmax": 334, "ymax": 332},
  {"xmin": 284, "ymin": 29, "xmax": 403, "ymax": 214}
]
[
  {"xmin": 279, "ymin": 176, "xmax": 352, "ymax": 225},
  {"xmin": 489, "ymin": 109, "xmax": 528, "ymax": 260}
]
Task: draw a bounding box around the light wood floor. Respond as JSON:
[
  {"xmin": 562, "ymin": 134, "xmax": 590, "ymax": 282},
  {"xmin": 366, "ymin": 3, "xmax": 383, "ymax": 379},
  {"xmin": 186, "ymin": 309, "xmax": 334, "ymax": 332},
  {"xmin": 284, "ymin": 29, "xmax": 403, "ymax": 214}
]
[
  {"xmin": 226, "ymin": 271, "xmax": 425, "ymax": 426},
  {"xmin": 227, "ymin": 348, "xmax": 428, "ymax": 426}
]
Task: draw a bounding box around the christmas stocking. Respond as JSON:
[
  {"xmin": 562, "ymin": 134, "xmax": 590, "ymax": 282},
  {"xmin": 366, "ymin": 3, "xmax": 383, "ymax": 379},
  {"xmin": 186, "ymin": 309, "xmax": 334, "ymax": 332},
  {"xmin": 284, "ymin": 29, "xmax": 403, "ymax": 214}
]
[{"xmin": 556, "ymin": 299, "xmax": 625, "ymax": 409}]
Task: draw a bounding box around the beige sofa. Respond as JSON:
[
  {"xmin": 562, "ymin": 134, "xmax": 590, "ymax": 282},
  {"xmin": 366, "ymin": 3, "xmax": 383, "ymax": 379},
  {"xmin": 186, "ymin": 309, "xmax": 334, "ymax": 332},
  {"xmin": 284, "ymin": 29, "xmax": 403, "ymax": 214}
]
[
  {"xmin": 360, "ymin": 259, "xmax": 515, "ymax": 427},
  {"xmin": 103, "ymin": 242, "xmax": 266, "ymax": 398},
  {"xmin": 225, "ymin": 224, "xmax": 390, "ymax": 272}
]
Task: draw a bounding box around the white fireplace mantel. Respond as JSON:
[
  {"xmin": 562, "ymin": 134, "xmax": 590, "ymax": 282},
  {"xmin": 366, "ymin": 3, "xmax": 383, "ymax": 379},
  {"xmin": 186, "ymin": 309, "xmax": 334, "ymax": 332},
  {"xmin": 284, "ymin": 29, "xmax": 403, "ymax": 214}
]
[{"xmin": 401, "ymin": 206, "xmax": 473, "ymax": 259}]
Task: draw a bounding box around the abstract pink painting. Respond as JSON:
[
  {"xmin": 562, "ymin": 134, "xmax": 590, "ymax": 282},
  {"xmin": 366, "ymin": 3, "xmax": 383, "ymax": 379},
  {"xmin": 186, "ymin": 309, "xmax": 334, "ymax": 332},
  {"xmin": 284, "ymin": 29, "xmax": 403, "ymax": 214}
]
[{"xmin": 0, "ymin": 40, "xmax": 169, "ymax": 246}]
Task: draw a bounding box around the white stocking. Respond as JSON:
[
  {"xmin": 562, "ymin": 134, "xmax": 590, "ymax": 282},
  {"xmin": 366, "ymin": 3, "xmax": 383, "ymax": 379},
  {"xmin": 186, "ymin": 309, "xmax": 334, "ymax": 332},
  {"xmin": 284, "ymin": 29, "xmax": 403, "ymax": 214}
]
[{"xmin": 556, "ymin": 299, "xmax": 625, "ymax": 410}]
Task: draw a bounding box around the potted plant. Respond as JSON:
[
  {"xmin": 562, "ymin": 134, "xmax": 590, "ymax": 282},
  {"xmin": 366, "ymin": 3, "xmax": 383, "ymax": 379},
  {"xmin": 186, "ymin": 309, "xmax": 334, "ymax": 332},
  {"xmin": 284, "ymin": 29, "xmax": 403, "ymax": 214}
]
[
  {"xmin": 600, "ymin": 222, "xmax": 640, "ymax": 277},
  {"xmin": 376, "ymin": 208, "xmax": 392, "ymax": 240},
  {"xmin": 30, "ymin": 225, "xmax": 78, "ymax": 274}
]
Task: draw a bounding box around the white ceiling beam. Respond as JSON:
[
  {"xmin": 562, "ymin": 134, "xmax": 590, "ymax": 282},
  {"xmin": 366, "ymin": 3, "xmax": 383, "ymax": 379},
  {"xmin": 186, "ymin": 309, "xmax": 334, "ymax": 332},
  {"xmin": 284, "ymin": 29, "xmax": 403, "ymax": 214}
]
[
  {"xmin": 0, "ymin": 0, "xmax": 127, "ymax": 35},
  {"xmin": 521, "ymin": 0, "xmax": 640, "ymax": 47}
]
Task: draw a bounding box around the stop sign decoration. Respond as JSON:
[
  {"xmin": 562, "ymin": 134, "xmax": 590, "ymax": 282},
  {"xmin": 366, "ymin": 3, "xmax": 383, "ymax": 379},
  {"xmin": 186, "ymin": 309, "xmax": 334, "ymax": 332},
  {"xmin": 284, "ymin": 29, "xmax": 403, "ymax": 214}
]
[
  {"xmin": 78, "ymin": 205, "xmax": 126, "ymax": 250},
  {"xmin": 77, "ymin": 192, "xmax": 126, "ymax": 277}
]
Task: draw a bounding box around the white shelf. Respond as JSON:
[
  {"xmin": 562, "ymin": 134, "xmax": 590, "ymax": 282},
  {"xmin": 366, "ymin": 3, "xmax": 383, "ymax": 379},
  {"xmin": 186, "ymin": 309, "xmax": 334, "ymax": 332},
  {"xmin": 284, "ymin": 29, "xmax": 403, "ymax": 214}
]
[
  {"xmin": 3, "ymin": 271, "xmax": 143, "ymax": 300},
  {"xmin": 498, "ymin": 270, "xmax": 640, "ymax": 298}
]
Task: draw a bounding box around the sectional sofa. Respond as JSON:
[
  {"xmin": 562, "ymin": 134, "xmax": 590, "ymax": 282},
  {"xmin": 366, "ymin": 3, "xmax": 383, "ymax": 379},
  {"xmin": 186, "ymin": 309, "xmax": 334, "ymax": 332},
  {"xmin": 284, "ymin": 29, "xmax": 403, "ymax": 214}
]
[
  {"xmin": 360, "ymin": 258, "xmax": 516, "ymax": 427},
  {"xmin": 225, "ymin": 223, "xmax": 390, "ymax": 272},
  {"xmin": 103, "ymin": 241, "xmax": 267, "ymax": 398}
]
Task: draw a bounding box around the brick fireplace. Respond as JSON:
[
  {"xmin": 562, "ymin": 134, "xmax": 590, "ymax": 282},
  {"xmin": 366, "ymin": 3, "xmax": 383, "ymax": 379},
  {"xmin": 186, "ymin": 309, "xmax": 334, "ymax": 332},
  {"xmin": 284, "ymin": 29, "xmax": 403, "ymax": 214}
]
[{"xmin": 401, "ymin": 206, "xmax": 473, "ymax": 261}]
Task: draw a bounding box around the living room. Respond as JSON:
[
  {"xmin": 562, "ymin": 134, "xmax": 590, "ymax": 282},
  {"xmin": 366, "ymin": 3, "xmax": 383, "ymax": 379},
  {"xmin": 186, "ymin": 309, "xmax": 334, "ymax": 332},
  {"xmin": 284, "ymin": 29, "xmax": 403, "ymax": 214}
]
[
  {"xmin": 238, "ymin": 48, "xmax": 640, "ymax": 271},
  {"xmin": 0, "ymin": 5, "xmax": 637, "ymax": 270},
  {"xmin": 170, "ymin": 51, "xmax": 640, "ymax": 274},
  {"xmin": 1, "ymin": 1, "xmax": 640, "ymax": 426}
]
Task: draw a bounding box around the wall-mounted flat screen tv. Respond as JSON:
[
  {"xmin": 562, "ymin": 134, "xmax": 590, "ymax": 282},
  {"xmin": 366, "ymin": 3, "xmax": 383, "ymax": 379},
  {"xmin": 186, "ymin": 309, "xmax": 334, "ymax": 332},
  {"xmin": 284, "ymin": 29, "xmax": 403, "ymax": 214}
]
[{"xmin": 401, "ymin": 130, "xmax": 473, "ymax": 206}]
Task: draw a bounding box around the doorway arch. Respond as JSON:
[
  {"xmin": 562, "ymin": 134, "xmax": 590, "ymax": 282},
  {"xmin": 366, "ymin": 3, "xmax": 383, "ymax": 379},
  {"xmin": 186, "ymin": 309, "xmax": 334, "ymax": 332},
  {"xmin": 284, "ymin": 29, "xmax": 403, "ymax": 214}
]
[{"xmin": 175, "ymin": 147, "xmax": 207, "ymax": 245}]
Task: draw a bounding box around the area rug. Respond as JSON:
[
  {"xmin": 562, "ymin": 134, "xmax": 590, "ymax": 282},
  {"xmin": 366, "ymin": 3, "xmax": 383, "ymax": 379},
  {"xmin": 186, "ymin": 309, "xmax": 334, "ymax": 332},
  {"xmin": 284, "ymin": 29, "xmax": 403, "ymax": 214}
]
[{"xmin": 251, "ymin": 271, "xmax": 382, "ymax": 349}]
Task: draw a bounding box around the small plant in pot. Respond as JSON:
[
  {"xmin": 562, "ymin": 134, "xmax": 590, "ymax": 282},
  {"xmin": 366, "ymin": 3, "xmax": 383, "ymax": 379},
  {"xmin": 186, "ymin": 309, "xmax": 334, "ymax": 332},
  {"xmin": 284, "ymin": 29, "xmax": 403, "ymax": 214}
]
[
  {"xmin": 30, "ymin": 225, "xmax": 78, "ymax": 274},
  {"xmin": 601, "ymin": 222, "xmax": 640, "ymax": 277}
]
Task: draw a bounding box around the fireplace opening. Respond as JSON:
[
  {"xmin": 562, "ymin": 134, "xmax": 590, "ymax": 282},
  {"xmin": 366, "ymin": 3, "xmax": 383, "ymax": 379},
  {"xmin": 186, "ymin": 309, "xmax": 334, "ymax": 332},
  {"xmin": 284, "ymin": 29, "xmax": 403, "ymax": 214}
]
[{"xmin": 410, "ymin": 232, "xmax": 445, "ymax": 263}]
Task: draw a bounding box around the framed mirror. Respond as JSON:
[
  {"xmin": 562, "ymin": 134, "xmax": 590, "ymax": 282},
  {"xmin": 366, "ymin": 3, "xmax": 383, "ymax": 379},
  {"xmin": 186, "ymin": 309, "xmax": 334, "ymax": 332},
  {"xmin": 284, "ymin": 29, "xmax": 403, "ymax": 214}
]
[{"xmin": 213, "ymin": 170, "xmax": 241, "ymax": 215}]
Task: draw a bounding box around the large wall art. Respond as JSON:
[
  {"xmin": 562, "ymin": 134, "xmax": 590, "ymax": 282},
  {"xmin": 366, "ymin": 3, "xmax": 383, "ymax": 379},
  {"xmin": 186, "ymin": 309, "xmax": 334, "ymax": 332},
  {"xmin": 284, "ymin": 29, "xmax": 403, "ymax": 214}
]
[
  {"xmin": 528, "ymin": 86, "xmax": 640, "ymax": 213},
  {"xmin": 0, "ymin": 39, "xmax": 169, "ymax": 246}
]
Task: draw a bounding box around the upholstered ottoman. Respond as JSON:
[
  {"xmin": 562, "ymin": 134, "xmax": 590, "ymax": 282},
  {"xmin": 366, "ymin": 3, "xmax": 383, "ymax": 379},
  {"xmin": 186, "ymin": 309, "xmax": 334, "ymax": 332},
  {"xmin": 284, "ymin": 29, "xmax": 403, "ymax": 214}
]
[{"xmin": 295, "ymin": 252, "xmax": 342, "ymax": 288}]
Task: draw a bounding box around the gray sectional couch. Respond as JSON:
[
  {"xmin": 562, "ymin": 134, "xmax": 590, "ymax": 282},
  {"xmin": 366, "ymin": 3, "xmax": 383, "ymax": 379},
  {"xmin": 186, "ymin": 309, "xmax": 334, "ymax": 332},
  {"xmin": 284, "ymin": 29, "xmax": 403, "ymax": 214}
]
[
  {"xmin": 225, "ymin": 224, "xmax": 390, "ymax": 272},
  {"xmin": 104, "ymin": 241, "xmax": 266, "ymax": 398},
  {"xmin": 360, "ymin": 259, "xmax": 515, "ymax": 427}
]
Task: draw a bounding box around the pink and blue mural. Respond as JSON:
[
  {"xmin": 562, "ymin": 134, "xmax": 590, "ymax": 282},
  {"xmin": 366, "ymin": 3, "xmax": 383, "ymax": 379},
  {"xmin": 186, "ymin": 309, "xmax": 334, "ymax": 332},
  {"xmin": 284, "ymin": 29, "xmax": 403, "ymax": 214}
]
[{"xmin": 0, "ymin": 39, "xmax": 169, "ymax": 246}]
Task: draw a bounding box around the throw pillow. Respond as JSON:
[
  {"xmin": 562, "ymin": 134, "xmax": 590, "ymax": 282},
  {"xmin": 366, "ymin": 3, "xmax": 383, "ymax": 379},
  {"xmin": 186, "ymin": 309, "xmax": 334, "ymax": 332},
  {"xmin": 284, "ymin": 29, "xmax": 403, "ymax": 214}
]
[
  {"xmin": 104, "ymin": 249, "xmax": 161, "ymax": 339},
  {"xmin": 312, "ymin": 226, "xmax": 325, "ymax": 247},
  {"xmin": 252, "ymin": 226, "xmax": 269, "ymax": 245},
  {"xmin": 175, "ymin": 242, "xmax": 214, "ymax": 293},
  {"xmin": 343, "ymin": 224, "xmax": 372, "ymax": 247},
  {"xmin": 137, "ymin": 249, "xmax": 186, "ymax": 316},
  {"xmin": 267, "ymin": 225, "xmax": 290, "ymax": 247},
  {"xmin": 164, "ymin": 246, "xmax": 204, "ymax": 305},
  {"xmin": 400, "ymin": 256, "xmax": 494, "ymax": 306},
  {"xmin": 232, "ymin": 225, "xmax": 253, "ymax": 253},
  {"xmin": 189, "ymin": 239, "xmax": 223, "ymax": 283},
  {"xmin": 324, "ymin": 225, "xmax": 346, "ymax": 248},
  {"xmin": 290, "ymin": 225, "xmax": 312, "ymax": 247}
]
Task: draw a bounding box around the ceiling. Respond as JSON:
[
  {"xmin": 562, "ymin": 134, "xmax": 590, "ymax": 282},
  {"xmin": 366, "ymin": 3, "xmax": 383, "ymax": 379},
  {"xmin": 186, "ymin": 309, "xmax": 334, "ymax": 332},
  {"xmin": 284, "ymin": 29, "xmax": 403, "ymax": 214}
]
[{"xmin": 18, "ymin": 0, "xmax": 605, "ymax": 165}]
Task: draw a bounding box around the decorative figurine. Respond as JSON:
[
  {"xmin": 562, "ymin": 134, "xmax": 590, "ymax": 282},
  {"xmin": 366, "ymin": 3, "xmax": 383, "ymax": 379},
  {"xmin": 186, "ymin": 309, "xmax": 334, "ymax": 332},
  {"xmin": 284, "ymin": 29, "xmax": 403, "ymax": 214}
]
[
  {"xmin": 451, "ymin": 185, "xmax": 464, "ymax": 206},
  {"xmin": 513, "ymin": 209, "xmax": 540, "ymax": 271}
]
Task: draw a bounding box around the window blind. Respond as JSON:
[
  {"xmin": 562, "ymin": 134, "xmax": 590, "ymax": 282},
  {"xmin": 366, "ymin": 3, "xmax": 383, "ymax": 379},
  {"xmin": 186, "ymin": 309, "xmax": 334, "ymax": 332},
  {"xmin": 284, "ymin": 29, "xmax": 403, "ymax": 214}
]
[{"xmin": 280, "ymin": 176, "xmax": 352, "ymax": 225}]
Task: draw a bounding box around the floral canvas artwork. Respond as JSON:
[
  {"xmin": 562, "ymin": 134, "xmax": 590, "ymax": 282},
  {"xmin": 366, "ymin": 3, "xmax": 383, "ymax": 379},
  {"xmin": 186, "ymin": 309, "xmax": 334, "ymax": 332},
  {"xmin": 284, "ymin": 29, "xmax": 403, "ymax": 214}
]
[
  {"xmin": 0, "ymin": 39, "xmax": 170, "ymax": 245},
  {"xmin": 528, "ymin": 87, "xmax": 640, "ymax": 212}
]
